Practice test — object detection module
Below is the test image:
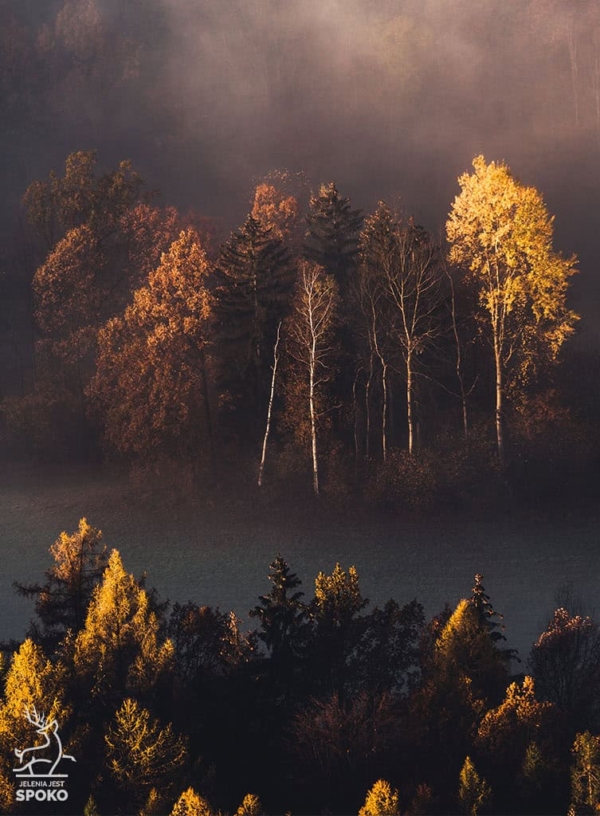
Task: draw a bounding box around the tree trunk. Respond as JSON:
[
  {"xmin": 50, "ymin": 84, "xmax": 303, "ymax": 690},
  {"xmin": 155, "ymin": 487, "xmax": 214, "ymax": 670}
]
[
  {"xmin": 200, "ymin": 347, "xmax": 218, "ymax": 483},
  {"xmin": 406, "ymin": 351, "xmax": 414, "ymax": 455},
  {"xmin": 309, "ymin": 339, "xmax": 319, "ymax": 496},
  {"xmin": 381, "ymin": 358, "xmax": 388, "ymax": 461},
  {"xmin": 494, "ymin": 343, "xmax": 504, "ymax": 465},
  {"xmin": 258, "ymin": 323, "xmax": 281, "ymax": 488}
]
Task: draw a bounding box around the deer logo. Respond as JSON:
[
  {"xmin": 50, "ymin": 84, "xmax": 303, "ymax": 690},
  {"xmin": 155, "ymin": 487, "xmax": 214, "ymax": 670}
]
[{"xmin": 13, "ymin": 707, "xmax": 76, "ymax": 778}]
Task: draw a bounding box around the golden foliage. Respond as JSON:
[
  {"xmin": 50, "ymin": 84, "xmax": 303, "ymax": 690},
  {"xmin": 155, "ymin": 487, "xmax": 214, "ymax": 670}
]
[
  {"xmin": 235, "ymin": 793, "xmax": 262, "ymax": 816},
  {"xmin": 251, "ymin": 182, "xmax": 298, "ymax": 242},
  {"xmin": 74, "ymin": 549, "xmax": 174, "ymax": 698},
  {"xmin": 458, "ymin": 756, "xmax": 491, "ymax": 816},
  {"xmin": 446, "ymin": 155, "xmax": 578, "ymax": 389},
  {"xmin": 105, "ymin": 698, "xmax": 187, "ymax": 793},
  {"xmin": 169, "ymin": 787, "xmax": 212, "ymax": 816},
  {"xmin": 358, "ymin": 778, "xmax": 401, "ymax": 816},
  {"xmin": 89, "ymin": 228, "xmax": 213, "ymax": 461}
]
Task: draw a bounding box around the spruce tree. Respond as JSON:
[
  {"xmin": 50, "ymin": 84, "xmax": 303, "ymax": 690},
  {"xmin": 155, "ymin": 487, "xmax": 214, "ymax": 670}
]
[{"xmin": 215, "ymin": 215, "xmax": 293, "ymax": 435}]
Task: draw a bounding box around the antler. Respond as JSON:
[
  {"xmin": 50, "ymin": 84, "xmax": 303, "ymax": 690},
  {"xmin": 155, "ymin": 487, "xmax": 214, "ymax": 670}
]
[{"xmin": 24, "ymin": 706, "xmax": 48, "ymax": 730}]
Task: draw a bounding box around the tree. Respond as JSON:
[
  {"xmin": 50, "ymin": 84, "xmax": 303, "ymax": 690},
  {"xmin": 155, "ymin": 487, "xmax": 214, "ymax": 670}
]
[
  {"xmin": 215, "ymin": 214, "xmax": 293, "ymax": 437},
  {"xmin": 105, "ymin": 698, "xmax": 187, "ymax": 805},
  {"xmin": 304, "ymin": 182, "xmax": 362, "ymax": 293},
  {"xmin": 571, "ymin": 731, "xmax": 600, "ymax": 812},
  {"xmin": 355, "ymin": 203, "xmax": 398, "ymax": 461},
  {"xmin": 0, "ymin": 639, "xmax": 70, "ymax": 810},
  {"xmin": 378, "ymin": 216, "xmax": 444, "ymax": 454},
  {"xmin": 458, "ymin": 756, "xmax": 491, "ymax": 816},
  {"xmin": 285, "ymin": 260, "xmax": 339, "ymax": 495},
  {"xmin": 74, "ymin": 549, "xmax": 173, "ymax": 702},
  {"xmin": 529, "ymin": 608, "xmax": 600, "ymax": 732},
  {"xmin": 446, "ymin": 155, "xmax": 578, "ymax": 463},
  {"xmin": 14, "ymin": 517, "xmax": 108, "ymax": 651},
  {"xmin": 23, "ymin": 150, "xmax": 144, "ymax": 249},
  {"xmin": 89, "ymin": 228, "xmax": 217, "ymax": 473},
  {"xmin": 310, "ymin": 563, "xmax": 368, "ymax": 699},
  {"xmin": 170, "ymin": 787, "xmax": 212, "ymax": 816},
  {"xmin": 358, "ymin": 778, "xmax": 401, "ymax": 816},
  {"xmin": 235, "ymin": 793, "xmax": 262, "ymax": 816},
  {"xmin": 250, "ymin": 555, "xmax": 307, "ymax": 682}
]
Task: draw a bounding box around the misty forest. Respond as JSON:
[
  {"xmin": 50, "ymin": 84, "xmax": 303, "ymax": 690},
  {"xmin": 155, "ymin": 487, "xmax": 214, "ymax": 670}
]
[{"xmin": 2, "ymin": 0, "xmax": 600, "ymax": 814}]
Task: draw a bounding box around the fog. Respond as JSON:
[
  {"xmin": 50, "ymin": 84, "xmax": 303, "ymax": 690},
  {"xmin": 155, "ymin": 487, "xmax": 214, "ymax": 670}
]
[{"xmin": 3, "ymin": 1, "xmax": 600, "ymax": 328}]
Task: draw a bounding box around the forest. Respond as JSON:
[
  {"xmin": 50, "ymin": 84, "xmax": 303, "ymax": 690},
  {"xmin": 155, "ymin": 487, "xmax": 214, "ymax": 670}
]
[
  {"xmin": 0, "ymin": 519, "xmax": 598, "ymax": 815},
  {"xmin": 2, "ymin": 2, "xmax": 600, "ymax": 814}
]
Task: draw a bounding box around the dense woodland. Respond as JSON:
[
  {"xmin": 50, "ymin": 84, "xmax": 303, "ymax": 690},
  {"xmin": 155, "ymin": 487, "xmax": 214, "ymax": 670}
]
[
  {"xmin": 0, "ymin": 146, "xmax": 593, "ymax": 515},
  {"xmin": 3, "ymin": 3, "xmax": 600, "ymax": 814},
  {"xmin": 1, "ymin": 0, "xmax": 600, "ymax": 516},
  {"xmin": 0, "ymin": 519, "xmax": 599, "ymax": 815}
]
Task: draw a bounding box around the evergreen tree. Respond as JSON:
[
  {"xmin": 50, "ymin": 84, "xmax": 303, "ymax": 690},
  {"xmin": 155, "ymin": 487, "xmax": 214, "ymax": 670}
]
[
  {"xmin": 304, "ymin": 182, "xmax": 362, "ymax": 292},
  {"xmin": 215, "ymin": 214, "xmax": 293, "ymax": 435},
  {"xmin": 250, "ymin": 555, "xmax": 307, "ymax": 672}
]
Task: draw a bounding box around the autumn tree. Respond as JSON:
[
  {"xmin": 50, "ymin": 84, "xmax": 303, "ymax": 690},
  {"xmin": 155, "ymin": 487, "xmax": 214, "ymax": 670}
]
[
  {"xmin": 170, "ymin": 787, "xmax": 212, "ymax": 816},
  {"xmin": 446, "ymin": 155, "xmax": 578, "ymax": 463},
  {"xmin": 105, "ymin": 697, "xmax": 187, "ymax": 807},
  {"xmin": 235, "ymin": 793, "xmax": 262, "ymax": 816},
  {"xmin": 251, "ymin": 177, "xmax": 300, "ymax": 244},
  {"xmin": 74, "ymin": 549, "xmax": 173, "ymax": 703},
  {"xmin": 285, "ymin": 260, "xmax": 339, "ymax": 495},
  {"xmin": 14, "ymin": 517, "xmax": 107, "ymax": 651},
  {"xmin": 0, "ymin": 640, "xmax": 70, "ymax": 809},
  {"xmin": 570, "ymin": 731, "xmax": 600, "ymax": 813},
  {"xmin": 380, "ymin": 216, "xmax": 444, "ymax": 454},
  {"xmin": 529, "ymin": 607, "xmax": 600, "ymax": 732},
  {"xmin": 89, "ymin": 228, "xmax": 217, "ymax": 474},
  {"xmin": 309, "ymin": 563, "xmax": 368, "ymax": 699},
  {"xmin": 458, "ymin": 756, "xmax": 491, "ymax": 816},
  {"xmin": 358, "ymin": 778, "xmax": 401, "ymax": 816}
]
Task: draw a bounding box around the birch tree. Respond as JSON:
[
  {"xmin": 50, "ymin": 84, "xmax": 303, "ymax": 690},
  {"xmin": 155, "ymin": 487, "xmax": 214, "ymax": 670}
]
[
  {"xmin": 446, "ymin": 155, "xmax": 578, "ymax": 464},
  {"xmin": 285, "ymin": 260, "xmax": 338, "ymax": 495}
]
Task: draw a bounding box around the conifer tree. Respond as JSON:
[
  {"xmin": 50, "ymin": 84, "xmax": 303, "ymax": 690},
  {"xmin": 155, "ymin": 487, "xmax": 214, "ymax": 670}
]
[
  {"xmin": 15, "ymin": 517, "xmax": 108, "ymax": 650},
  {"xmin": 215, "ymin": 214, "xmax": 293, "ymax": 435},
  {"xmin": 250, "ymin": 555, "xmax": 307, "ymax": 666},
  {"xmin": 304, "ymin": 182, "xmax": 362, "ymax": 292},
  {"xmin": 458, "ymin": 756, "xmax": 491, "ymax": 815},
  {"xmin": 358, "ymin": 778, "xmax": 401, "ymax": 816},
  {"xmin": 105, "ymin": 698, "xmax": 187, "ymax": 805},
  {"xmin": 74, "ymin": 549, "xmax": 173, "ymax": 702},
  {"xmin": 169, "ymin": 787, "xmax": 212, "ymax": 816}
]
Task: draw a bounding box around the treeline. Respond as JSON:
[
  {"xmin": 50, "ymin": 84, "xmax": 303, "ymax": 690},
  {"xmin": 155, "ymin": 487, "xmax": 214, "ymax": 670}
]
[
  {"xmin": 1, "ymin": 519, "xmax": 600, "ymax": 814},
  {"xmin": 0, "ymin": 150, "xmax": 594, "ymax": 512}
]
